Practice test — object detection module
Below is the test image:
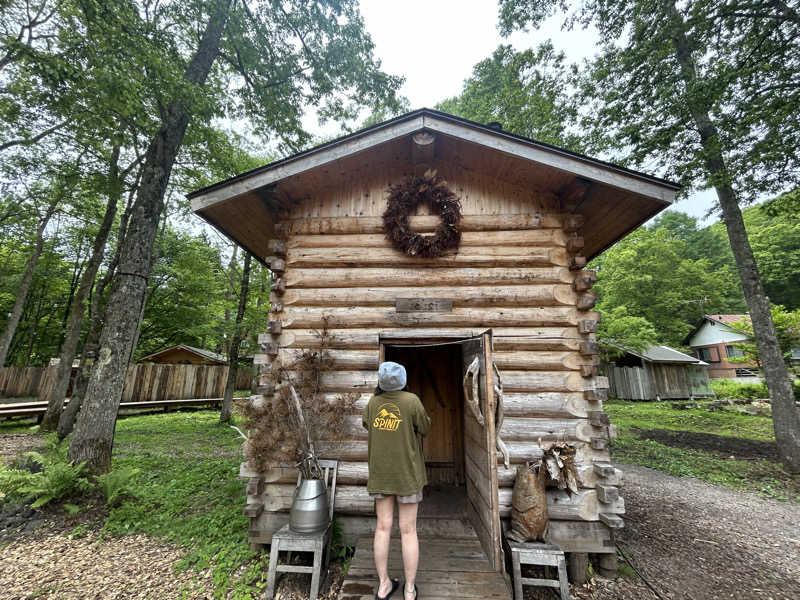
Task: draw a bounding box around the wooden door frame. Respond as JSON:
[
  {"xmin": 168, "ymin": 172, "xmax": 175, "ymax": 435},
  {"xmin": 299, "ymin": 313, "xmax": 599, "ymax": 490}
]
[{"xmin": 379, "ymin": 334, "xmax": 468, "ymax": 486}]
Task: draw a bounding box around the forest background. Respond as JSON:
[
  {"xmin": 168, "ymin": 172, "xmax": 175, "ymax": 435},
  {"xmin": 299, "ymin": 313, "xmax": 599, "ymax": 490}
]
[{"xmin": 2, "ymin": 1, "xmax": 798, "ymax": 370}]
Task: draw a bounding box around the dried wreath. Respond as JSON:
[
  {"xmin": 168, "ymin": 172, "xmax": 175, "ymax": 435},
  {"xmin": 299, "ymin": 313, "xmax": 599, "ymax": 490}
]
[{"xmin": 383, "ymin": 169, "xmax": 462, "ymax": 258}]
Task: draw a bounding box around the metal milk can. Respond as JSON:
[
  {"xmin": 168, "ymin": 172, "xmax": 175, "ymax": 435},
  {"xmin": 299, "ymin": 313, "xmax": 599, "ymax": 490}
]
[{"xmin": 289, "ymin": 478, "xmax": 329, "ymax": 533}]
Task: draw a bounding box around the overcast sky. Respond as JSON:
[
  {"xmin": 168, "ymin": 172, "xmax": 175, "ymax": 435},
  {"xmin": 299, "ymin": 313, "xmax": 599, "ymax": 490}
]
[{"xmin": 306, "ymin": 0, "xmax": 719, "ymax": 225}]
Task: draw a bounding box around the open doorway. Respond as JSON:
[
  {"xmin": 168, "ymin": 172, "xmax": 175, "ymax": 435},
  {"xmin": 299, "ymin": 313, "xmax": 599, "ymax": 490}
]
[{"xmin": 383, "ymin": 341, "xmax": 466, "ymax": 518}]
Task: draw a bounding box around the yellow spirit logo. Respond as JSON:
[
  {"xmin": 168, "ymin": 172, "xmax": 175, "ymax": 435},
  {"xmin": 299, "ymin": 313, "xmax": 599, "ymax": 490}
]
[{"xmin": 373, "ymin": 403, "xmax": 403, "ymax": 431}]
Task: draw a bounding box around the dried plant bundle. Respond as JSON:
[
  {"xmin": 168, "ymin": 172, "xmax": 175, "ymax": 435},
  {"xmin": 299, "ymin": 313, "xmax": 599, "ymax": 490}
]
[{"xmin": 239, "ymin": 319, "xmax": 356, "ymax": 478}]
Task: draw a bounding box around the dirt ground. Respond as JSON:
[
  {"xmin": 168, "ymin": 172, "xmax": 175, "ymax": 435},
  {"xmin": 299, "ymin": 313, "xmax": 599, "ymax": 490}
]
[
  {"xmin": 633, "ymin": 427, "xmax": 779, "ymax": 461},
  {"xmin": 2, "ymin": 433, "xmax": 799, "ymax": 599},
  {"xmin": 579, "ymin": 464, "xmax": 800, "ymax": 600}
]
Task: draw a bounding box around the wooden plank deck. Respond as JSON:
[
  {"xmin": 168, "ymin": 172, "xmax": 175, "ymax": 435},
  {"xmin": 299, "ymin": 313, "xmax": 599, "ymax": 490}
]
[
  {"xmin": 0, "ymin": 397, "xmax": 224, "ymax": 419},
  {"xmin": 338, "ymin": 535, "xmax": 510, "ymax": 599}
]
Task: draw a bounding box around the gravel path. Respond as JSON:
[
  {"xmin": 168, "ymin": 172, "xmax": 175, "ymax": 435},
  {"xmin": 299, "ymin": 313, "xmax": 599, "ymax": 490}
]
[
  {"xmin": 0, "ymin": 528, "xmax": 215, "ymax": 599},
  {"xmin": 582, "ymin": 463, "xmax": 800, "ymax": 600}
]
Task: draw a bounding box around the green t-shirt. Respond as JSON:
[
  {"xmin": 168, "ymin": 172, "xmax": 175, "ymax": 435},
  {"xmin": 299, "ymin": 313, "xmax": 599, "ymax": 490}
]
[{"xmin": 362, "ymin": 390, "xmax": 431, "ymax": 496}]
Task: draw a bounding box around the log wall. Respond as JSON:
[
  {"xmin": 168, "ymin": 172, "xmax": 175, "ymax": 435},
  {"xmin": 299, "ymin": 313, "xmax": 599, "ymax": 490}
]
[{"xmin": 245, "ymin": 182, "xmax": 623, "ymax": 550}]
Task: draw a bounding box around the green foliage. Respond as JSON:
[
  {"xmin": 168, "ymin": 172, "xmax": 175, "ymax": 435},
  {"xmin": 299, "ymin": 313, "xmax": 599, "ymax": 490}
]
[
  {"xmin": 330, "ymin": 519, "xmax": 355, "ymax": 568},
  {"xmin": 0, "ymin": 451, "xmax": 92, "ymax": 508},
  {"xmin": 0, "ymin": 464, "xmax": 37, "ymax": 500},
  {"xmin": 710, "ymin": 379, "xmax": 769, "ymax": 401},
  {"xmin": 96, "ymin": 467, "xmax": 140, "ymax": 507},
  {"xmin": 596, "ymin": 305, "xmax": 658, "ymax": 358},
  {"xmin": 592, "ymin": 227, "xmax": 733, "ymax": 347},
  {"xmin": 436, "ymin": 42, "xmax": 583, "ymax": 150},
  {"xmin": 726, "ymin": 306, "xmax": 800, "ymax": 369},
  {"xmin": 498, "ymin": 1, "xmax": 800, "ymax": 200}
]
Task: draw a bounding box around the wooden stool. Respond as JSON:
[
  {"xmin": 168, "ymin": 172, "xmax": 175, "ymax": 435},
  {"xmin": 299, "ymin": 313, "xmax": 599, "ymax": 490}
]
[
  {"xmin": 507, "ymin": 540, "xmax": 570, "ymax": 600},
  {"xmin": 264, "ymin": 460, "xmax": 338, "ymax": 600},
  {"xmin": 265, "ymin": 523, "xmax": 331, "ymax": 600}
]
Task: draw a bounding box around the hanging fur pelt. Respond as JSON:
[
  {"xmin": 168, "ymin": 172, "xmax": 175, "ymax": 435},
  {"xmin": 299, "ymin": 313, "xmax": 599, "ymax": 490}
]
[{"xmin": 507, "ymin": 461, "xmax": 549, "ymax": 543}]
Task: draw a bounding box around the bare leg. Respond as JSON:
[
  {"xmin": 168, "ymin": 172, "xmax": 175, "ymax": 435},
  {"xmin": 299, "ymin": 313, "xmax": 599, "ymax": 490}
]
[
  {"xmin": 374, "ymin": 497, "xmax": 395, "ymax": 597},
  {"xmin": 398, "ymin": 501, "xmax": 419, "ymax": 599}
]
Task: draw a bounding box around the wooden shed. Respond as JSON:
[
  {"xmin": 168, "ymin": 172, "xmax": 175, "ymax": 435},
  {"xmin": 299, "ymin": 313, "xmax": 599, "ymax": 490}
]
[
  {"xmin": 189, "ymin": 109, "xmax": 678, "ymax": 584},
  {"xmin": 139, "ymin": 344, "xmax": 228, "ymax": 365},
  {"xmin": 605, "ymin": 344, "xmax": 714, "ymax": 400}
]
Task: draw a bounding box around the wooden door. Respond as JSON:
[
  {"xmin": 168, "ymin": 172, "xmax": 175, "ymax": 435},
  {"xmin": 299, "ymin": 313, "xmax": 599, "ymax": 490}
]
[{"xmin": 461, "ymin": 331, "xmax": 503, "ymax": 571}]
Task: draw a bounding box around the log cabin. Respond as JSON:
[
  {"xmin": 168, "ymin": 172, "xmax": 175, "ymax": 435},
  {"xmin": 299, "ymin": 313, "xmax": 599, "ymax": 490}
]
[{"xmin": 189, "ymin": 109, "xmax": 679, "ymax": 588}]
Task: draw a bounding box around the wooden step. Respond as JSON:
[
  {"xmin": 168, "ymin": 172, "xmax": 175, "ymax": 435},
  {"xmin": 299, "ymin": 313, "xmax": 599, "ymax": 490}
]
[{"xmin": 339, "ymin": 535, "xmax": 510, "ymax": 599}]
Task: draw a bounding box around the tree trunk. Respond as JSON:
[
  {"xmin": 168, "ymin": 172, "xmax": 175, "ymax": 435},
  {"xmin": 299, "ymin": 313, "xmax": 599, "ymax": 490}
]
[
  {"xmin": 667, "ymin": 1, "xmax": 800, "ymax": 472},
  {"xmin": 221, "ymin": 252, "xmax": 251, "ymax": 423},
  {"xmin": 0, "ymin": 198, "xmax": 59, "ymax": 366},
  {"xmin": 57, "ymin": 205, "xmax": 130, "ymax": 441},
  {"xmin": 67, "ymin": 1, "xmax": 232, "ymax": 473},
  {"xmin": 41, "ymin": 147, "xmax": 122, "ymax": 431}
]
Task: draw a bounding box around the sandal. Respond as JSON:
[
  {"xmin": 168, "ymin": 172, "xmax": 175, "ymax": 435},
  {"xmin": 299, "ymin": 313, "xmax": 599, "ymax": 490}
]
[
  {"xmin": 403, "ymin": 582, "xmax": 418, "ymax": 599},
  {"xmin": 376, "ymin": 578, "xmax": 399, "ymax": 600}
]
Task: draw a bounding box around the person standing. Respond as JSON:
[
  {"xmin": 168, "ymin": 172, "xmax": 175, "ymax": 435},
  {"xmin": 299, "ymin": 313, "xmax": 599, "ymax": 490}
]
[{"xmin": 362, "ymin": 361, "xmax": 431, "ymax": 600}]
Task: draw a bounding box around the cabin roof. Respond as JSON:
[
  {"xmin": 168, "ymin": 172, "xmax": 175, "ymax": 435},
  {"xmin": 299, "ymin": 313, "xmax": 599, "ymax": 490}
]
[
  {"xmin": 139, "ymin": 344, "xmax": 227, "ymax": 365},
  {"xmin": 612, "ymin": 343, "xmax": 705, "ymax": 365},
  {"xmin": 190, "ymin": 108, "xmax": 679, "ymax": 262}
]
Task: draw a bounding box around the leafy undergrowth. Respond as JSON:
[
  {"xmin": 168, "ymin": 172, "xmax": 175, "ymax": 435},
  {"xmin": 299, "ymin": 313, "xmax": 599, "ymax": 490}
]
[
  {"xmin": 104, "ymin": 410, "xmax": 269, "ymax": 598},
  {"xmin": 606, "ymin": 399, "xmax": 800, "ymax": 502}
]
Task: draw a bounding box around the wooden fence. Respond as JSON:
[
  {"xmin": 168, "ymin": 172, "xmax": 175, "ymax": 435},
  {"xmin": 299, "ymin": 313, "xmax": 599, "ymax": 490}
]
[
  {"xmin": 607, "ymin": 363, "xmax": 714, "ymax": 401},
  {"xmin": 0, "ymin": 364, "xmax": 253, "ymax": 401}
]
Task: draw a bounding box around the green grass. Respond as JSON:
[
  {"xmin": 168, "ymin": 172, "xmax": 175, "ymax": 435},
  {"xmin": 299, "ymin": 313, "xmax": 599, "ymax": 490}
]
[
  {"xmin": 606, "ymin": 399, "xmax": 799, "ymax": 502},
  {"xmin": 103, "ymin": 410, "xmax": 269, "ymax": 598},
  {"xmin": 605, "ymin": 398, "xmax": 775, "ymax": 441}
]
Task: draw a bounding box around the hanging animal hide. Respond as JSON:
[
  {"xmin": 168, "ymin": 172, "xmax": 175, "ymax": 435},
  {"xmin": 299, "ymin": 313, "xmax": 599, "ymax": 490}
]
[
  {"xmin": 507, "ymin": 461, "xmax": 549, "ymax": 543},
  {"xmin": 542, "ymin": 442, "xmax": 579, "ymax": 494}
]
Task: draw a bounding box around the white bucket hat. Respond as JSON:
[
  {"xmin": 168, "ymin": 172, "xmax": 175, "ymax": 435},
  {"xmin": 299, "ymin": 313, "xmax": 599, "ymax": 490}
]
[{"xmin": 378, "ymin": 361, "xmax": 407, "ymax": 392}]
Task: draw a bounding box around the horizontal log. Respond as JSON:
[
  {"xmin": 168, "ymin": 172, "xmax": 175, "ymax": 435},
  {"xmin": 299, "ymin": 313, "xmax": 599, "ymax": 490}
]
[
  {"xmin": 569, "ymin": 256, "xmax": 587, "ymax": 270},
  {"xmin": 585, "ymin": 389, "xmax": 608, "ymax": 402},
  {"xmin": 499, "ymin": 417, "xmax": 593, "ymax": 442},
  {"xmin": 578, "ymin": 320, "xmax": 597, "ymax": 334},
  {"xmin": 288, "ymin": 229, "xmax": 569, "ymax": 249},
  {"xmin": 266, "ymin": 327, "xmax": 590, "ymax": 352},
  {"xmin": 256, "ymin": 484, "xmax": 620, "ymax": 521},
  {"xmin": 276, "ymin": 349, "xmax": 589, "ymax": 372},
  {"xmin": 277, "ymin": 214, "xmax": 563, "ymax": 235},
  {"xmin": 285, "ymin": 246, "xmax": 569, "ymax": 268},
  {"xmin": 279, "ymin": 307, "xmax": 584, "ymax": 329},
  {"xmin": 270, "ymin": 278, "xmax": 286, "ymax": 293},
  {"xmin": 280, "ymin": 285, "xmax": 578, "ymax": 308},
  {"xmin": 309, "ymin": 414, "xmax": 594, "ymax": 444},
  {"xmin": 566, "ymin": 237, "xmax": 585, "ymax": 253},
  {"xmin": 596, "ymin": 485, "xmax": 619, "ymax": 503},
  {"xmin": 573, "ymin": 271, "xmax": 597, "ymax": 292},
  {"xmin": 314, "ymin": 391, "xmax": 593, "ymax": 419},
  {"xmin": 502, "ymin": 392, "xmax": 590, "ymax": 418},
  {"xmin": 267, "ymin": 239, "xmax": 287, "ymax": 256},
  {"xmin": 494, "ymin": 350, "xmax": 591, "ymax": 371},
  {"xmin": 313, "ymin": 439, "xmax": 609, "ymax": 465},
  {"xmin": 268, "ymin": 257, "xmax": 285, "ymax": 273},
  {"xmin": 599, "ymin": 513, "xmax": 624, "ymax": 529},
  {"xmin": 576, "ymin": 293, "xmax": 597, "ymax": 311},
  {"xmin": 285, "ymin": 267, "xmax": 574, "ymax": 288},
  {"xmin": 563, "ymin": 214, "xmax": 585, "ymax": 233},
  {"xmin": 501, "ymin": 371, "xmax": 590, "ymax": 393},
  {"xmin": 242, "ymin": 460, "xmax": 601, "ymax": 489},
  {"xmin": 280, "ymin": 369, "xmax": 602, "ymax": 394}
]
